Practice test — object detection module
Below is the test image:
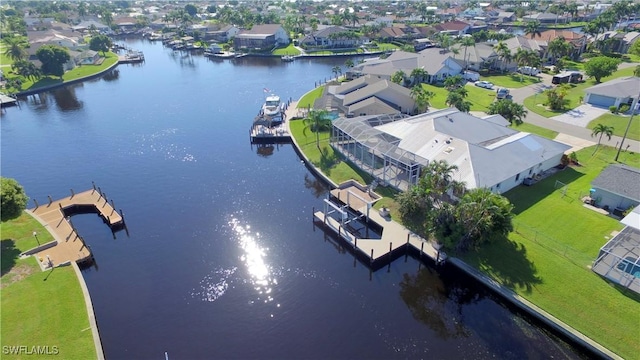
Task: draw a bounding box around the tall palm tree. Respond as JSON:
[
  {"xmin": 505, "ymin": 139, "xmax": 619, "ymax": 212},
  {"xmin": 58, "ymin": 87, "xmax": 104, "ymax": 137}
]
[
  {"xmin": 410, "ymin": 67, "xmax": 428, "ymax": 86},
  {"xmin": 591, "ymin": 123, "xmax": 614, "ymax": 154},
  {"xmin": 460, "ymin": 36, "xmax": 476, "ymax": 70},
  {"xmin": 547, "ymin": 37, "xmax": 572, "ymax": 63},
  {"xmin": 524, "ymin": 20, "xmax": 542, "ymax": 39},
  {"xmin": 331, "ymin": 65, "xmax": 342, "ymax": 80},
  {"xmin": 410, "ymin": 85, "xmax": 434, "ymax": 114},
  {"xmin": 303, "ymin": 109, "xmax": 331, "ymax": 153},
  {"xmin": 494, "ymin": 41, "xmax": 510, "ymax": 73},
  {"xmin": 2, "ymin": 36, "xmax": 27, "ymax": 62}
]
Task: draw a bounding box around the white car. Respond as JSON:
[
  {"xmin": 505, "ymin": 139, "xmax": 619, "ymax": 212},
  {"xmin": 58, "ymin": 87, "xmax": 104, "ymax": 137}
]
[
  {"xmin": 518, "ymin": 66, "xmax": 540, "ymax": 75},
  {"xmin": 474, "ymin": 80, "xmax": 494, "ymax": 89}
]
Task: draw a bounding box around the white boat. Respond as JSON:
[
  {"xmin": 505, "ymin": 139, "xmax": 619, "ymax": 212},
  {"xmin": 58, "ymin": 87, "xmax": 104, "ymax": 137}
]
[
  {"xmin": 262, "ymin": 94, "xmax": 282, "ymax": 118},
  {"xmin": 281, "ymin": 55, "xmax": 294, "ymax": 62}
]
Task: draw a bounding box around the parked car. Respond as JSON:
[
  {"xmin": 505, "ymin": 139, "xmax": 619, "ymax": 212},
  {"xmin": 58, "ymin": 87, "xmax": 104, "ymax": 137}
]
[
  {"xmin": 496, "ymin": 88, "xmax": 510, "ymax": 99},
  {"xmin": 474, "ymin": 80, "xmax": 494, "ymax": 89},
  {"xmin": 518, "ymin": 66, "xmax": 540, "ymax": 75}
]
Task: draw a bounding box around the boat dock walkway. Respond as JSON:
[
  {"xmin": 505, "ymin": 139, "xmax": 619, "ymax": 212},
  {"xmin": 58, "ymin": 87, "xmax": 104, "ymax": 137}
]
[
  {"xmin": 26, "ymin": 187, "xmax": 125, "ymax": 268},
  {"xmin": 0, "ymin": 93, "xmax": 18, "ymax": 108},
  {"xmin": 250, "ymin": 99, "xmax": 299, "ymax": 144}
]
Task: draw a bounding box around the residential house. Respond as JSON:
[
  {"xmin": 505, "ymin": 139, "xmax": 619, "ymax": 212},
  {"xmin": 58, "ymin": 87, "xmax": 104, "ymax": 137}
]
[
  {"xmin": 377, "ymin": 27, "xmax": 407, "ymax": 42},
  {"xmin": 327, "ymin": 75, "xmax": 417, "ymax": 116},
  {"xmin": 595, "ymin": 31, "xmax": 640, "ymax": 54},
  {"xmin": 206, "ymin": 25, "xmax": 240, "ymax": 43},
  {"xmin": 28, "ymin": 30, "xmax": 86, "ymax": 51},
  {"xmin": 523, "ymin": 12, "xmax": 569, "ymax": 24},
  {"xmin": 525, "ymin": 29, "xmax": 587, "ymax": 60},
  {"xmin": 233, "ymin": 24, "xmax": 289, "ymax": 51},
  {"xmin": 300, "ymin": 26, "xmax": 363, "ymax": 48},
  {"xmin": 584, "ymin": 77, "xmax": 640, "ymax": 110},
  {"xmin": 591, "ymin": 164, "xmax": 640, "ymax": 212},
  {"xmin": 451, "ymin": 42, "xmax": 499, "ymax": 71},
  {"xmin": 70, "ymin": 49, "xmax": 101, "ymax": 65},
  {"xmin": 501, "ymin": 36, "xmax": 546, "ymax": 70},
  {"xmin": 113, "ymin": 16, "xmax": 138, "ymax": 33},
  {"xmin": 433, "ymin": 20, "xmax": 471, "ymax": 36},
  {"xmin": 348, "ymin": 48, "xmax": 463, "ymax": 84},
  {"xmin": 330, "ymin": 108, "xmax": 571, "ymax": 191},
  {"xmin": 72, "ymin": 20, "xmax": 111, "ymax": 34}
]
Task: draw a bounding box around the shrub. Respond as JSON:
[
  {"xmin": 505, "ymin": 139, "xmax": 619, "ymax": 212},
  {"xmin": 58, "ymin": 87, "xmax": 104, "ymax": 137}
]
[
  {"xmin": 619, "ymin": 104, "xmax": 630, "ymax": 113},
  {"xmin": 609, "ymin": 105, "xmax": 619, "ymax": 114}
]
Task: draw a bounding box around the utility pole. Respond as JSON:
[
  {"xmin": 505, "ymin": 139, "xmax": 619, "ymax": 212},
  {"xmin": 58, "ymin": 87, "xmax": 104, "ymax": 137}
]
[{"xmin": 615, "ymin": 91, "xmax": 640, "ymax": 162}]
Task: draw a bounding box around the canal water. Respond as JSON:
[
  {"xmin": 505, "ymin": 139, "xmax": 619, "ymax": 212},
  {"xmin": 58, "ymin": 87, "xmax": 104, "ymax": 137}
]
[{"xmin": 2, "ymin": 39, "xmax": 588, "ymax": 359}]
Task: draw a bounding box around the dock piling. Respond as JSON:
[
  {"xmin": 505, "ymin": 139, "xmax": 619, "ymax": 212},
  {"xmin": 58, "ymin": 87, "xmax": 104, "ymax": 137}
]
[
  {"xmin": 370, "ymin": 249, "xmax": 374, "ymax": 263},
  {"xmin": 70, "ymin": 188, "xmax": 75, "ymax": 198},
  {"xmin": 48, "ymin": 195, "xmax": 53, "ymax": 206},
  {"xmin": 92, "ymin": 181, "xmax": 96, "ymax": 192},
  {"xmin": 406, "ymin": 233, "xmax": 410, "ymax": 244},
  {"xmin": 354, "ymin": 237, "xmax": 357, "ymax": 249},
  {"xmin": 33, "ymin": 199, "xmax": 39, "ymax": 209},
  {"xmin": 420, "ymin": 242, "xmax": 424, "ymax": 256}
]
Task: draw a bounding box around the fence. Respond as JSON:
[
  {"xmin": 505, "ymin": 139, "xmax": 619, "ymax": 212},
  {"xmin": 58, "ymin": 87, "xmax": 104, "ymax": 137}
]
[{"xmin": 512, "ymin": 220, "xmax": 595, "ymax": 268}]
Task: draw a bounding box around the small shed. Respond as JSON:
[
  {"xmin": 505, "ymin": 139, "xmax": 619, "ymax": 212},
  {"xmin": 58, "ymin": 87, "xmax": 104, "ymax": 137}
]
[{"xmin": 591, "ymin": 164, "xmax": 640, "ymax": 213}]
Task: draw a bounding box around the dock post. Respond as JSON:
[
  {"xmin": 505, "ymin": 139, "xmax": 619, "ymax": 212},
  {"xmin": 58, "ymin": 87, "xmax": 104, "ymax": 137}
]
[
  {"xmin": 70, "ymin": 188, "xmax": 75, "ymax": 198},
  {"xmin": 406, "ymin": 233, "xmax": 410, "ymax": 244},
  {"xmin": 58, "ymin": 203, "xmax": 63, "ymax": 210},
  {"xmin": 312, "ymin": 207, "xmax": 314, "ymax": 221},
  {"xmin": 338, "ymin": 225, "xmax": 341, "ymax": 237},
  {"xmin": 33, "ymin": 199, "xmax": 39, "ymax": 209},
  {"xmin": 48, "ymin": 195, "xmax": 53, "ymax": 206},
  {"xmin": 370, "ymin": 249, "xmax": 374, "ymax": 264},
  {"xmin": 97, "ymin": 187, "xmax": 103, "ymax": 198},
  {"xmin": 92, "ymin": 181, "xmax": 96, "ymax": 192},
  {"xmin": 389, "ymin": 242, "xmax": 392, "ymax": 253},
  {"xmin": 354, "ymin": 237, "xmax": 357, "ymax": 249},
  {"xmin": 420, "ymin": 242, "xmax": 424, "ymax": 256},
  {"xmin": 104, "ymin": 194, "xmax": 108, "ymax": 206},
  {"xmin": 110, "ymin": 199, "xmax": 115, "ymax": 208}
]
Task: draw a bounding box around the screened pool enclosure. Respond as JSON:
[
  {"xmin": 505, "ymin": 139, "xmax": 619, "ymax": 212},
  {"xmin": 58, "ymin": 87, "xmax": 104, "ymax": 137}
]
[{"xmin": 331, "ymin": 114, "xmax": 429, "ymax": 191}]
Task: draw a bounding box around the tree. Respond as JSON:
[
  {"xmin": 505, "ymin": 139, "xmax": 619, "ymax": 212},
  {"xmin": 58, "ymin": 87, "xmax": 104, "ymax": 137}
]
[
  {"xmin": 547, "ymin": 37, "xmax": 572, "ymax": 62},
  {"xmin": 515, "ymin": 48, "xmax": 541, "ymax": 82},
  {"xmin": 36, "ymin": 45, "xmax": 70, "ymax": 78},
  {"xmin": 331, "ymin": 65, "xmax": 342, "ymax": 80},
  {"xmin": 446, "ymin": 88, "xmax": 471, "ymax": 112},
  {"xmin": 11, "ymin": 59, "xmax": 41, "ymax": 81},
  {"xmin": 634, "ymin": 65, "xmax": 640, "ymax": 78},
  {"xmin": 410, "ymin": 85, "xmax": 434, "ymax": 114},
  {"xmin": 391, "ymin": 70, "xmax": 406, "ymax": 85},
  {"xmin": 89, "ymin": 34, "xmax": 112, "ymax": 55},
  {"xmin": 1, "ymin": 177, "xmax": 28, "ymax": 221},
  {"xmin": 303, "ymin": 109, "xmax": 331, "ymax": 152},
  {"xmin": 630, "ymin": 39, "xmax": 640, "ymax": 57},
  {"xmin": 443, "ymin": 75, "xmax": 464, "ymax": 91},
  {"xmin": 590, "ymin": 123, "xmax": 614, "ymax": 154},
  {"xmin": 584, "ymin": 56, "xmax": 621, "ymax": 83},
  {"xmin": 344, "ymin": 59, "xmax": 354, "ymax": 69},
  {"xmin": 2, "ymin": 35, "xmax": 27, "ymax": 62},
  {"xmin": 487, "ymin": 100, "xmax": 528, "ymax": 125},
  {"xmin": 459, "ymin": 36, "xmax": 475, "ymax": 70},
  {"xmin": 184, "ymin": 4, "xmax": 198, "ymax": 17},
  {"xmin": 494, "ymin": 41, "xmax": 511, "ymax": 73},
  {"xmin": 544, "ymin": 84, "xmax": 570, "ymax": 111},
  {"xmin": 524, "ymin": 20, "xmax": 542, "ymax": 39},
  {"xmin": 409, "ymin": 67, "xmax": 428, "ymax": 86},
  {"xmin": 454, "ymin": 188, "xmax": 514, "ymax": 251}
]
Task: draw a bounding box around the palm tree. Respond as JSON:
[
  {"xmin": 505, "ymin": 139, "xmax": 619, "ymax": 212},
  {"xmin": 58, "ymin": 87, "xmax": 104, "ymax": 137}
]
[
  {"xmin": 591, "ymin": 123, "xmax": 614, "ymax": 154},
  {"xmin": 446, "ymin": 89, "xmax": 471, "ymax": 113},
  {"xmin": 494, "ymin": 41, "xmax": 510, "ymax": 73},
  {"xmin": 525, "ymin": 20, "xmax": 542, "ymax": 39},
  {"xmin": 456, "ymin": 188, "xmax": 513, "ymax": 250},
  {"xmin": 410, "ymin": 85, "xmax": 434, "ymax": 114},
  {"xmin": 444, "ymin": 75, "xmax": 464, "ymax": 90},
  {"xmin": 391, "ymin": 70, "xmax": 406, "ymax": 85},
  {"xmin": 515, "ymin": 48, "xmax": 540, "ymax": 82},
  {"xmin": 410, "ymin": 67, "xmax": 428, "ymax": 86},
  {"xmin": 2, "ymin": 36, "xmax": 27, "ymax": 62},
  {"xmin": 634, "ymin": 65, "xmax": 640, "ymax": 77},
  {"xmin": 547, "ymin": 37, "xmax": 572, "ymax": 64},
  {"xmin": 303, "ymin": 109, "xmax": 331, "ymax": 153},
  {"xmin": 459, "ymin": 36, "xmax": 476, "ymax": 70},
  {"xmin": 331, "ymin": 66, "xmax": 342, "ymax": 80}
]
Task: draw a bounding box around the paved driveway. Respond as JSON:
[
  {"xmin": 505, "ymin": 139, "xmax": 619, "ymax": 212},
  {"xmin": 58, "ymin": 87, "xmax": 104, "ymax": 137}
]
[{"xmin": 550, "ymin": 104, "xmax": 609, "ymax": 127}]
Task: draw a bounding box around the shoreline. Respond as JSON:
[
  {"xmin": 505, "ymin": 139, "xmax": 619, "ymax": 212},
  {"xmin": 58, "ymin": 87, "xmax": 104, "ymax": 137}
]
[{"xmin": 285, "ymin": 91, "xmax": 622, "ymax": 360}]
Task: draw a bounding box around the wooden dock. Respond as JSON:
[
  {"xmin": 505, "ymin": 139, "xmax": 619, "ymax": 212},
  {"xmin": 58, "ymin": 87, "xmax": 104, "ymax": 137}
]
[
  {"xmin": 26, "ymin": 188, "xmax": 125, "ymax": 268},
  {"xmin": 0, "ymin": 93, "xmax": 18, "ymax": 108},
  {"xmin": 118, "ymin": 51, "xmax": 145, "ymax": 64},
  {"xmin": 314, "ymin": 188, "xmax": 444, "ymax": 269}
]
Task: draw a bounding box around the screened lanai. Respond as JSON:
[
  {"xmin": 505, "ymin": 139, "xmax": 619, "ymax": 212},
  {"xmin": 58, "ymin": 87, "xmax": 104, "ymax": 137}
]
[
  {"xmin": 592, "ymin": 225, "xmax": 640, "ymax": 294},
  {"xmin": 331, "ymin": 114, "xmax": 429, "ymax": 191}
]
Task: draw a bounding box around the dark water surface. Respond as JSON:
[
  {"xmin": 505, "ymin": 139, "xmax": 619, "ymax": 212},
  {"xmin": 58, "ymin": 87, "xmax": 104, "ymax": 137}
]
[{"xmin": 2, "ymin": 39, "xmax": 587, "ymax": 359}]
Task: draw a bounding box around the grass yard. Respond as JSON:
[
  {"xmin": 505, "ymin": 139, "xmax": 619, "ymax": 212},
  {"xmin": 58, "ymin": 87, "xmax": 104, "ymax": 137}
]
[
  {"xmin": 587, "ymin": 113, "xmax": 640, "ymax": 142},
  {"xmin": 510, "ymin": 122, "xmax": 559, "ymax": 139},
  {"xmin": 524, "ymin": 66, "xmax": 637, "ymax": 118},
  {"xmin": 1, "ymin": 213, "xmax": 96, "ymax": 360},
  {"xmin": 459, "ymin": 146, "xmax": 640, "ymax": 360},
  {"xmin": 423, "ymin": 83, "xmax": 496, "ymax": 112},
  {"xmin": 296, "ymin": 85, "xmax": 325, "ymax": 109},
  {"xmin": 373, "ymin": 43, "xmax": 400, "ymax": 51},
  {"xmin": 481, "ymin": 73, "xmax": 541, "ymax": 88},
  {"xmin": 272, "ymin": 44, "xmax": 301, "ymax": 56}
]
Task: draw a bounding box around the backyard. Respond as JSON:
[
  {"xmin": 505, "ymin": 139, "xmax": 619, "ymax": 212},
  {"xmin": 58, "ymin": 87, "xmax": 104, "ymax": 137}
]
[
  {"xmin": 459, "ymin": 145, "xmax": 640, "ymax": 360},
  {"xmin": 587, "ymin": 113, "xmax": 640, "ymax": 141},
  {"xmin": 423, "ymin": 82, "xmax": 496, "ymax": 112},
  {"xmin": 1, "ymin": 213, "xmax": 96, "ymax": 359}
]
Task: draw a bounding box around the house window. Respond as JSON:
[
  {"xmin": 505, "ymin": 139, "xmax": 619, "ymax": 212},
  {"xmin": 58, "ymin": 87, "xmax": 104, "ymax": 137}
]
[
  {"xmin": 515, "ymin": 174, "xmax": 520, "ymax": 181},
  {"xmin": 496, "ymin": 183, "xmax": 501, "ymax": 188},
  {"xmin": 529, "ymin": 168, "xmax": 533, "ymax": 175}
]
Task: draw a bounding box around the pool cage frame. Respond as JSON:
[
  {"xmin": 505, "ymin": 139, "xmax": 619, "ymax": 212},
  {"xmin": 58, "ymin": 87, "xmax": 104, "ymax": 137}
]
[
  {"xmin": 331, "ymin": 114, "xmax": 429, "ymax": 191},
  {"xmin": 592, "ymin": 226, "xmax": 640, "ymax": 294}
]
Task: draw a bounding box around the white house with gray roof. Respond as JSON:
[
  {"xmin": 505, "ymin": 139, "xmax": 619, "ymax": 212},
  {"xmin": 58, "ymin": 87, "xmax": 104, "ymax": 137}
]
[
  {"xmin": 331, "ymin": 108, "xmax": 571, "ymax": 191},
  {"xmin": 349, "ymin": 49, "xmax": 463, "ymax": 84},
  {"xmin": 591, "ymin": 164, "xmax": 640, "ymax": 212},
  {"xmin": 584, "ymin": 77, "xmax": 640, "ymax": 110},
  {"xmin": 329, "ymin": 75, "xmax": 417, "ymax": 116}
]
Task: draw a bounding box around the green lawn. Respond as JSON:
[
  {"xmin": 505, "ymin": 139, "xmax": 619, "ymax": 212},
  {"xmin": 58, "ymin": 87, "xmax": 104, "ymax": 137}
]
[
  {"xmin": 510, "ymin": 122, "xmax": 559, "ymax": 139},
  {"xmin": 296, "ymin": 86, "xmax": 325, "ymax": 109},
  {"xmin": 587, "ymin": 113, "xmax": 640, "ymax": 142},
  {"xmin": 524, "ymin": 66, "xmax": 638, "ymax": 118},
  {"xmin": 272, "ymin": 44, "xmax": 301, "ymax": 56},
  {"xmin": 459, "ymin": 146, "xmax": 640, "ymax": 360},
  {"xmin": 1, "ymin": 213, "xmax": 96, "ymax": 360},
  {"xmin": 481, "ymin": 73, "xmax": 541, "ymax": 88},
  {"xmin": 373, "ymin": 43, "xmax": 400, "ymax": 51},
  {"xmin": 423, "ymin": 83, "xmax": 496, "ymax": 112}
]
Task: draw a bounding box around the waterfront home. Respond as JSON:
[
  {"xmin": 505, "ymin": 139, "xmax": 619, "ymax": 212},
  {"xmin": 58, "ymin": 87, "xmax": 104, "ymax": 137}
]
[
  {"xmin": 27, "ymin": 30, "xmax": 86, "ymax": 51},
  {"xmin": 594, "ymin": 31, "xmax": 640, "ymax": 54},
  {"xmin": 72, "ymin": 20, "xmax": 111, "ymax": 34},
  {"xmin": 327, "ymin": 75, "xmax": 417, "ymax": 116},
  {"xmin": 330, "ymin": 108, "xmax": 570, "ymax": 191},
  {"xmin": 349, "ymin": 48, "xmax": 463, "ymax": 85},
  {"xmin": 524, "ymin": 29, "xmax": 587, "ymax": 61},
  {"xmin": 450, "ymin": 42, "xmax": 499, "ymax": 71},
  {"xmin": 206, "ymin": 25, "xmax": 240, "ymax": 43},
  {"xmin": 584, "ymin": 77, "xmax": 640, "ymax": 109},
  {"xmin": 234, "ymin": 24, "xmax": 289, "ymax": 51},
  {"xmin": 299, "ymin": 26, "xmax": 364, "ymax": 49},
  {"xmin": 501, "ymin": 36, "xmax": 547, "ymax": 71},
  {"xmin": 433, "ymin": 20, "xmax": 472, "ymax": 36},
  {"xmin": 523, "ymin": 12, "xmax": 570, "ymax": 24}
]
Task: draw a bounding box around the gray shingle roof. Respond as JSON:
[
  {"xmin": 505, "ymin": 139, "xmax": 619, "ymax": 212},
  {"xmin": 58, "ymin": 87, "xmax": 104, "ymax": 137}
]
[
  {"xmin": 585, "ymin": 77, "xmax": 640, "ymax": 98},
  {"xmin": 592, "ymin": 164, "xmax": 640, "ymax": 202}
]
